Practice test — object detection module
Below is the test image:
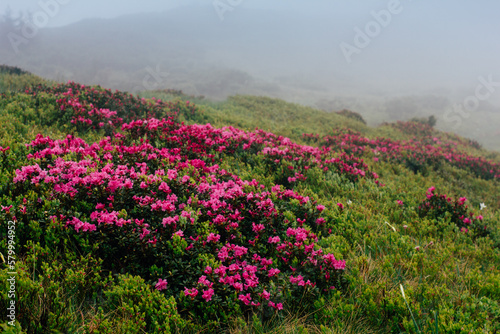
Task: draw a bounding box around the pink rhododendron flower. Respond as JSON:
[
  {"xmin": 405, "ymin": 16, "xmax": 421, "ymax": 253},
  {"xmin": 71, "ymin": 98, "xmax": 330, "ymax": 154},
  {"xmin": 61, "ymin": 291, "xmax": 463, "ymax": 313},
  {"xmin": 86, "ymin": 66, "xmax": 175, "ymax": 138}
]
[
  {"xmin": 238, "ymin": 293, "xmax": 252, "ymax": 305},
  {"xmin": 158, "ymin": 182, "xmax": 170, "ymax": 193},
  {"xmin": 316, "ymin": 217, "xmax": 326, "ymax": 225},
  {"xmin": 260, "ymin": 290, "xmax": 271, "ymax": 300},
  {"xmin": 252, "ymin": 222, "xmax": 265, "ymax": 233},
  {"xmin": 207, "ymin": 233, "xmax": 221, "ymax": 243},
  {"xmin": 202, "ymin": 288, "xmax": 214, "ymax": 301},
  {"xmin": 167, "ymin": 169, "xmax": 178, "ymax": 180},
  {"xmin": 184, "ymin": 288, "xmax": 199, "ymax": 299},
  {"xmin": 268, "ymin": 268, "xmax": 280, "ymax": 277},
  {"xmin": 268, "ymin": 236, "xmax": 280, "ymax": 244},
  {"xmin": 289, "ymin": 275, "xmax": 305, "ymax": 285},
  {"xmin": 155, "ymin": 278, "xmax": 168, "ymax": 291},
  {"xmin": 1, "ymin": 205, "xmax": 13, "ymax": 213},
  {"xmin": 268, "ymin": 301, "xmax": 283, "ymax": 310},
  {"xmin": 198, "ymin": 275, "xmax": 213, "ymax": 287}
]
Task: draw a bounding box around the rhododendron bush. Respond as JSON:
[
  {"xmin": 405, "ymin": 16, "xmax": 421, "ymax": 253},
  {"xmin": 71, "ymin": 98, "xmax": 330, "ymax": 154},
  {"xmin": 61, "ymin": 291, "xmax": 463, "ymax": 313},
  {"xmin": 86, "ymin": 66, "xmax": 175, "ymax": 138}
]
[
  {"xmin": 11, "ymin": 116, "xmax": 347, "ymax": 322},
  {"xmin": 24, "ymin": 81, "xmax": 199, "ymax": 133},
  {"xmin": 304, "ymin": 126, "xmax": 500, "ymax": 181},
  {"xmin": 417, "ymin": 186, "xmax": 489, "ymax": 238}
]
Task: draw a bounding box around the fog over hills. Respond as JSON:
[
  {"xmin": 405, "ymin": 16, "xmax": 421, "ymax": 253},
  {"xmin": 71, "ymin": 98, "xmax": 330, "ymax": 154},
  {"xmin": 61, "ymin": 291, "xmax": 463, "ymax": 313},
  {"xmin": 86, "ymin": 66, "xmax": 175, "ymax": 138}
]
[{"xmin": 1, "ymin": 1, "xmax": 499, "ymax": 149}]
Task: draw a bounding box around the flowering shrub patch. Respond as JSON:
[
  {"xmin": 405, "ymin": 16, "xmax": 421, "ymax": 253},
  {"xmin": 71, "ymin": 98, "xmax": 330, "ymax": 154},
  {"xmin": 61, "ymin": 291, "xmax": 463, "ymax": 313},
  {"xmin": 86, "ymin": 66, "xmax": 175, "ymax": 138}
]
[
  {"xmin": 417, "ymin": 187, "xmax": 489, "ymax": 238},
  {"xmin": 304, "ymin": 125, "xmax": 500, "ymax": 180},
  {"xmin": 20, "ymin": 83, "xmax": 378, "ymax": 187},
  {"xmin": 11, "ymin": 116, "xmax": 348, "ymax": 323},
  {"xmin": 386, "ymin": 120, "xmax": 434, "ymax": 137},
  {"xmin": 25, "ymin": 81, "xmax": 199, "ymax": 132}
]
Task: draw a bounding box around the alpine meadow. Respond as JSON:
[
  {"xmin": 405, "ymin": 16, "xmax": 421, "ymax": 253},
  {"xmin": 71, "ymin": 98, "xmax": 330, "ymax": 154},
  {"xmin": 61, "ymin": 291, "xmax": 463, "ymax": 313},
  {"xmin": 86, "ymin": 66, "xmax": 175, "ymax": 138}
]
[
  {"xmin": 1, "ymin": 1, "xmax": 500, "ymax": 333},
  {"xmin": 0, "ymin": 64, "xmax": 499, "ymax": 333}
]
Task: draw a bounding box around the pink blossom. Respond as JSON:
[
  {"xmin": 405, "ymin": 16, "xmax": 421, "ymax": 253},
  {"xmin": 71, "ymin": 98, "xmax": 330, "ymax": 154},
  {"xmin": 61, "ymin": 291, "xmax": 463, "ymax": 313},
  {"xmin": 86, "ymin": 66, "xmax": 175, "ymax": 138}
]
[
  {"xmin": 207, "ymin": 233, "xmax": 221, "ymax": 243},
  {"xmin": 162, "ymin": 216, "xmax": 179, "ymax": 227},
  {"xmin": 260, "ymin": 290, "xmax": 271, "ymax": 300},
  {"xmin": 173, "ymin": 230, "xmax": 184, "ymax": 238},
  {"xmin": 289, "ymin": 275, "xmax": 305, "ymax": 285},
  {"xmin": 268, "ymin": 301, "xmax": 283, "ymax": 310},
  {"xmin": 159, "ymin": 182, "xmax": 170, "ymax": 193},
  {"xmin": 238, "ymin": 293, "xmax": 252, "ymax": 305},
  {"xmin": 316, "ymin": 217, "xmax": 326, "ymax": 225},
  {"xmin": 1, "ymin": 205, "xmax": 13, "ymax": 213},
  {"xmin": 155, "ymin": 278, "xmax": 168, "ymax": 291},
  {"xmin": 252, "ymin": 222, "xmax": 265, "ymax": 233},
  {"xmin": 167, "ymin": 169, "xmax": 178, "ymax": 180},
  {"xmin": 184, "ymin": 288, "xmax": 199, "ymax": 299},
  {"xmin": 233, "ymin": 245, "xmax": 248, "ymax": 257},
  {"xmin": 268, "ymin": 236, "xmax": 280, "ymax": 244},
  {"xmin": 202, "ymin": 288, "xmax": 214, "ymax": 301},
  {"xmin": 218, "ymin": 246, "xmax": 230, "ymax": 261},
  {"xmin": 268, "ymin": 268, "xmax": 280, "ymax": 277},
  {"xmin": 198, "ymin": 275, "xmax": 213, "ymax": 287}
]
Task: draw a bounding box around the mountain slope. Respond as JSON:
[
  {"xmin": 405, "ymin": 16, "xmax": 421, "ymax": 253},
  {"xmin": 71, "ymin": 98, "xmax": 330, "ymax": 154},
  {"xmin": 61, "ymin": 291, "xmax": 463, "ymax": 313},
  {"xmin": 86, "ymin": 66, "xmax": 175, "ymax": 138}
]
[{"xmin": 0, "ymin": 69, "xmax": 499, "ymax": 333}]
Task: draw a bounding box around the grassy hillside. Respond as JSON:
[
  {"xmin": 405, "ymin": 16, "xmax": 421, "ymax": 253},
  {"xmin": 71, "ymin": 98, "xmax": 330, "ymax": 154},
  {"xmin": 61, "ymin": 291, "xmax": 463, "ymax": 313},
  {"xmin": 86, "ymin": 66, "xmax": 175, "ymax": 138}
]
[{"xmin": 0, "ymin": 67, "xmax": 499, "ymax": 333}]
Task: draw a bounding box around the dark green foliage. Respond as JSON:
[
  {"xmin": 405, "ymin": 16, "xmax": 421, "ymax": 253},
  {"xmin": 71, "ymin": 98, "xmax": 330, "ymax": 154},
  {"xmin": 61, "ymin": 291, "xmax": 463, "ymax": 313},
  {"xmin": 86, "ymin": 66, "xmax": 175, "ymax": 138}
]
[
  {"xmin": 0, "ymin": 65, "xmax": 30, "ymax": 76},
  {"xmin": 411, "ymin": 115, "xmax": 437, "ymax": 128},
  {"xmin": 335, "ymin": 109, "xmax": 367, "ymax": 125}
]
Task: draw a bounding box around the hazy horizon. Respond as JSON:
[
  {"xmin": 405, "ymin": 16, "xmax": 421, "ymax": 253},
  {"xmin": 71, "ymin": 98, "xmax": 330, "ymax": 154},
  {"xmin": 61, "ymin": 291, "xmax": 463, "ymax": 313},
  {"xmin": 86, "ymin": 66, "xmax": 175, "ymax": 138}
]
[{"xmin": 1, "ymin": 0, "xmax": 499, "ymax": 148}]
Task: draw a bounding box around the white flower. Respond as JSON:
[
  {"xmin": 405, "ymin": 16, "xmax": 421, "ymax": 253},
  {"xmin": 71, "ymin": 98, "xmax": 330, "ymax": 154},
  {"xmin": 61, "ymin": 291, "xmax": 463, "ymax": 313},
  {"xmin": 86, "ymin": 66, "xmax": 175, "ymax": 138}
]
[
  {"xmin": 480, "ymin": 203, "xmax": 487, "ymax": 210},
  {"xmin": 347, "ymin": 200, "xmax": 352, "ymax": 206}
]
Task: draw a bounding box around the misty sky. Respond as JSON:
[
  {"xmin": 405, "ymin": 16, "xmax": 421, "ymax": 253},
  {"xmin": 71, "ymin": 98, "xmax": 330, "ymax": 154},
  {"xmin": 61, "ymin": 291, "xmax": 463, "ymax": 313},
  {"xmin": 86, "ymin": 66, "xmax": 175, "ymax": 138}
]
[{"xmin": 2, "ymin": 0, "xmax": 500, "ymax": 101}]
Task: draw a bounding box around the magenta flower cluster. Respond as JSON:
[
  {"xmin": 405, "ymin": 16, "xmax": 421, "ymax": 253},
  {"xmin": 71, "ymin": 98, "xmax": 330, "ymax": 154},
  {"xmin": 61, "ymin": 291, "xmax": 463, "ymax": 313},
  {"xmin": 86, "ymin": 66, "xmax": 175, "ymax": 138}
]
[
  {"xmin": 304, "ymin": 126, "xmax": 500, "ymax": 181},
  {"xmin": 13, "ymin": 114, "xmax": 347, "ymax": 312}
]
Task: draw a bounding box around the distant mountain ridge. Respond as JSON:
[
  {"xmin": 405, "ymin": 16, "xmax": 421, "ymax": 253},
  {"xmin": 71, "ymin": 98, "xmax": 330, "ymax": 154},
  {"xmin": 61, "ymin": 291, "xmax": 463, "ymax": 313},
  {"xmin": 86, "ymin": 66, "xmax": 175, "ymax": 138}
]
[{"xmin": 1, "ymin": 5, "xmax": 498, "ymax": 150}]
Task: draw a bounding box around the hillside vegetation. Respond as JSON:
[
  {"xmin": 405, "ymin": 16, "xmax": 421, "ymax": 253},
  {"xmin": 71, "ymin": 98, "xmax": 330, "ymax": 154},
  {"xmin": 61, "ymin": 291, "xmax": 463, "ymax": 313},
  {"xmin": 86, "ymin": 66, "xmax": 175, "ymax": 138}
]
[{"xmin": 0, "ymin": 67, "xmax": 499, "ymax": 333}]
